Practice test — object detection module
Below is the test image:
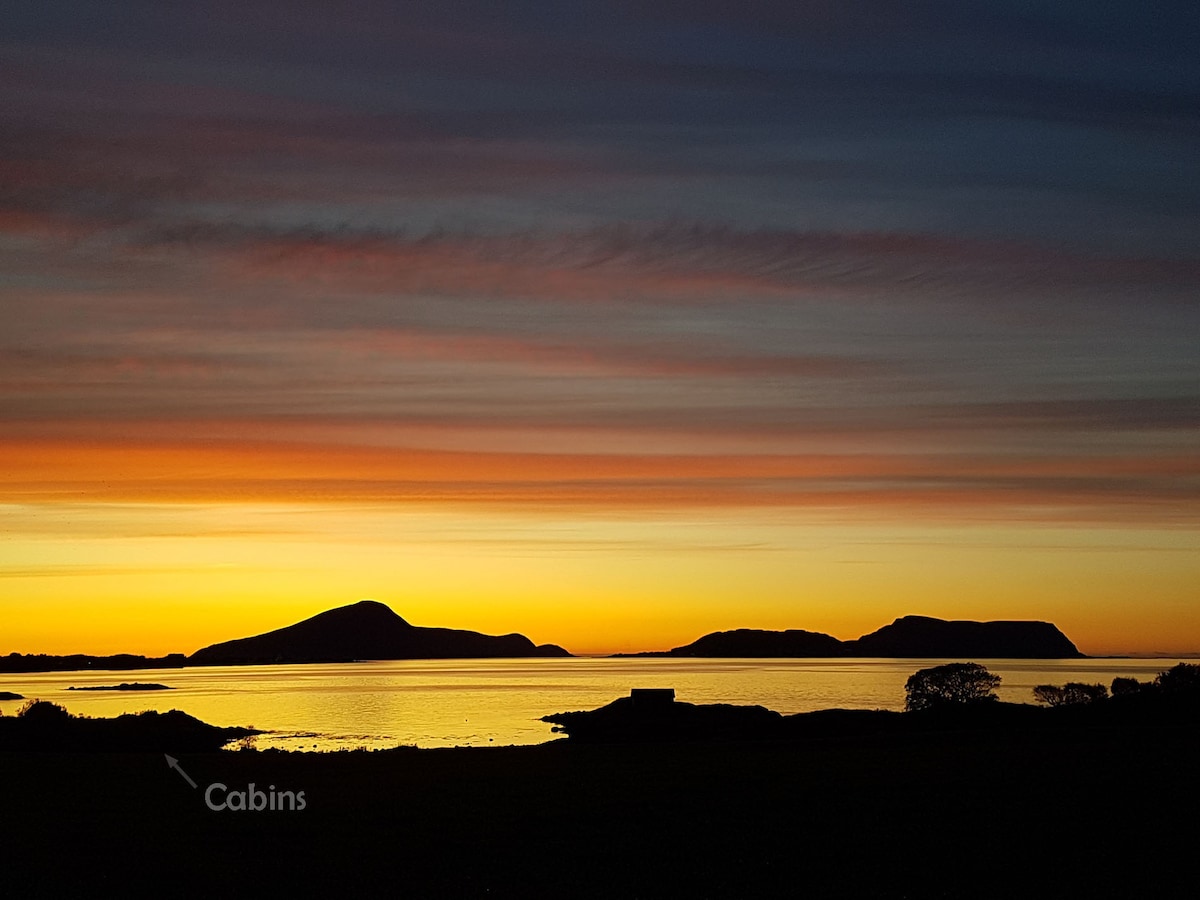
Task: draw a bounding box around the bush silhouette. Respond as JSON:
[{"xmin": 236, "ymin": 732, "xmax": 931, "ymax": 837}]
[
  {"xmin": 1153, "ymin": 662, "xmax": 1200, "ymax": 694},
  {"xmin": 1032, "ymin": 682, "xmax": 1108, "ymax": 706},
  {"xmin": 904, "ymin": 662, "xmax": 1000, "ymax": 712},
  {"xmin": 1110, "ymin": 676, "xmax": 1145, "ymax": 696},
  {"xmin": 17, "ymin": 699, "xmax": 70, "ymax": 721}
]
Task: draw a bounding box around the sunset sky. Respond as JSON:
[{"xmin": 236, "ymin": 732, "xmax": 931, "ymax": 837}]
[{"xmin": 3, "ymin": 2, "xmax": 1198, "ymax": 657}]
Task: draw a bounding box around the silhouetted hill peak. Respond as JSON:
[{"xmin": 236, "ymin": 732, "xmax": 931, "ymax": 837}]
[
  {"xmin": 646, "ymin": 628, "xmax": 844, "ymax": 658},
  {"xmin": 617, "ymin": 615, "xmax": 1084, "ymax": 658},
  {"xmin": 305, "ymin": 599, "xmax": 413, "ymax": 630},
  {"xmin": 845, "ymin": 615, "xmax": 1083, "ymax": 658},
  {"xmin": 188, "ymin": 601, "xmax": 571, "ymax": 665}
]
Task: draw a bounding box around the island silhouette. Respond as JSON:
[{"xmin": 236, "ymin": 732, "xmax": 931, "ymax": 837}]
[
  {"xmin": 188, "ymin": 599, "xmax": 572, "ymax": 666},
  {"xmin": 626, "ymin": 614, "xmax": 1084, "ymax": 659},
  {"xmin": 1, "ymin": 604, "xmax": 1087, "ymax": 672},
  {"xmin": 0, "ymin": 652, "xmax": 187, "ymax": 673},
  {"xmin": 65, "ymin": 682, "xmax": 174, "ymax": 692}
]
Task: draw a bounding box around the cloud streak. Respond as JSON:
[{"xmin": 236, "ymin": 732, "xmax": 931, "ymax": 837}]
[
  {"xmin": 2, "ymin": 438, "xmax": 1196, "ymax": 525},
  {"xmin": 1, "ymin": 2, "xmax": 1197, "ymax": 530}
]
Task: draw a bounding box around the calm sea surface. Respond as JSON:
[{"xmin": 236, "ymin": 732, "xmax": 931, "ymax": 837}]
[{"xmin": 1, "ymin": 657, "xmax": 1188, "ymax": 750}]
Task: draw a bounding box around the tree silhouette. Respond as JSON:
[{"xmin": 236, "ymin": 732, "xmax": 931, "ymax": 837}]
[
  {"xmin": 1110, "ymin": 676, "xmax": 1144, "ymax": 696},
  {"xmin": 1032, "ymin": 682, "xmax": 1108, "ymax": 706},
  {"xmin": 1153, "ymin": 662, "xmax": 1200, "ymax": 694},
  {"xmin": 904, "ymin": 662, "xmax": 1000, "ymax": 711}
]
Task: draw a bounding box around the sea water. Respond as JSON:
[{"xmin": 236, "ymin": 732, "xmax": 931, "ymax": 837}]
[{"xmin": 0, "ymin": 657, "xmax": 1187, "ymax": 750}]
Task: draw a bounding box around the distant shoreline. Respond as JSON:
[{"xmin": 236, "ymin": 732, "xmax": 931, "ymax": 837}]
[
  {"xmin": 66, "ymin": 682, "xmax": 174, "ymax": 692},
  {"xmin": 6, "ymin": 652, "xmax": 1200, "ymax": 675}
]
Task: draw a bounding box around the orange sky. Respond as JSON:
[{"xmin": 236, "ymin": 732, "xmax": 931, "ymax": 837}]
[
  {"xmin": 4, "ymin": 438, "xmax": 1198, "ymax": 656},
  {"xmin": 3, "ymin": 5, "xmax": 1199, "ymax": 660}
]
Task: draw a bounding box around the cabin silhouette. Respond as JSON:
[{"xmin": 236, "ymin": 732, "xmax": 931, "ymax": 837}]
[{"xmin": 629, "ymin": 688, "xmax": 675, "ymax": 708}]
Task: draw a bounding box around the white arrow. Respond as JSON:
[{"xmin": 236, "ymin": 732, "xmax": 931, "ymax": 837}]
[{"xmin": 164, "ymin": 753, "xmax": 198, "ymax": 789}]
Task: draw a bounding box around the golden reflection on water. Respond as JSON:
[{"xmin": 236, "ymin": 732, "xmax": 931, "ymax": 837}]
[{"xmin": 0, "ymin": 658, "xmax": 1186, "ymax": 750}]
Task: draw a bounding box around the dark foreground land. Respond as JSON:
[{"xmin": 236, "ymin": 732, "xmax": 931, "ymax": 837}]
[{"xmin": 3, "ymin": 708, "xmax": 1197, "ymax": 899}]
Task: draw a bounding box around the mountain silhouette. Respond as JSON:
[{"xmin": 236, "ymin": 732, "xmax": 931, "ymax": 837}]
[
  {"xmin": 619, "ymin": 615, "xmax": 1083, "ymax": 658},
  {"xmin": 188, "ymin": 600, "xmax": 571, "ymax": 665},
  {"xmin": 638, "ymin": 628, "xmax": 845, "ymax": 658},
  {"xmin": 844, "ymin": 615, "xmax": 1083, "ymax": 658}
]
